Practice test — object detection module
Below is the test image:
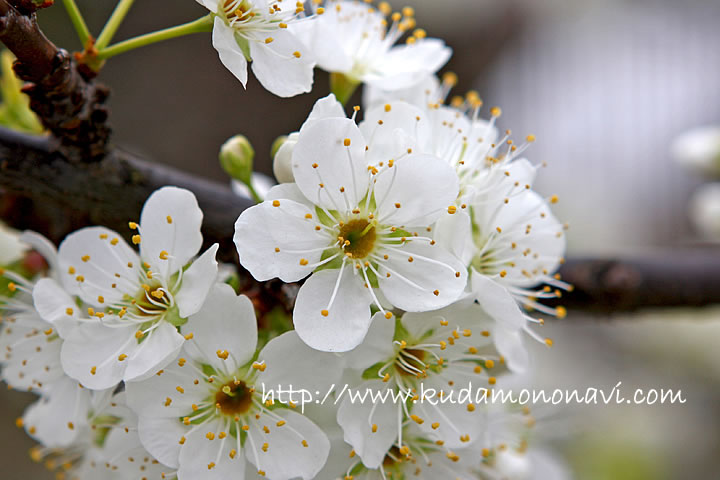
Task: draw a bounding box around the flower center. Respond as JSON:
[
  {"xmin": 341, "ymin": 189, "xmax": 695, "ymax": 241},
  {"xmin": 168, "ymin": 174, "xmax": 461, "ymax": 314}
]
[
  {"xmin": 215, "ymin": 380, "xmax": 253, "ymax": 416},
  {"xmin": 132, "ymin": 282, "xmax": 170, "ymax": 317},
  {"xmin": 338, "ymin": 219, "xmax": 376, "ymax": 259},
  {"xmin": 224, "ymin": 0, "xmax": 257, "ymax": 22},
  {"xmin": 394, "ymin": 348, "xmax": 427, "ymax": 378}
]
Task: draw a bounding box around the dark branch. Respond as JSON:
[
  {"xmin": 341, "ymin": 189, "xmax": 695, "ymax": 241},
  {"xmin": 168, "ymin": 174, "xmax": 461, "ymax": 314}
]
[
  {"xmin": 2, "ymin": 128, "xmax": 720, "ymax": 315},
  {"xmin": 0, "ymin": 0, "xmax": 110, "ymax": 160},
  {"xmin": 551, "ymin": 253, "xmax": 720, "ymax": 314}
]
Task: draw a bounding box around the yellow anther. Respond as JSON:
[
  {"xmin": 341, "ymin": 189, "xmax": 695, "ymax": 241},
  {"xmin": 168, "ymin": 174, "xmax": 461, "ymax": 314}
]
[
  {"xmin": 118, "ymin": 354, "xmax": 127, "ymax": 362},
  {"xmin": 65, "ymin": 307, "xmax": 73, "ymax": 315},
  {"xmin": 216, "ymin": 350, "xmax": 229, "ymax": 360},
  {"xmin": 448, "ymin": 205, "xmax": 457, "ymax": 214},
  {"xmin": 265, "ymin": 37, "xmax": 274, "ymax": 43},
  {"xmin": 545, "ymin": 338, "xmax": 554, "ymax": 347},
  {"xmin": 485, "ymin": 360, "xmax": 495, "ymax": 368},
  {"xmin": 299, "ymin": 258, "xmax": 309, "ymax": 266},
  {"xmin": 184, "ymin": 332, "xmax": 194, "ymax": 340},
  {"xmin": 371, "ymin": 424, "xmax": 378, "ymax": 433},
  {"xmin": 90, "ymin": 366, "xmax": 97, "ymax": 375},
  {"xmin": 490, "ymin": 106, "xmax": 502, "ymax": 117},
  {"xmin": 384, "ymin": 103, "xmax": 392, "ymax": 112},
  {"xmin": 293, "ymin": 51, "xmax": 302, "ymax": 58},
  {"xmin": 132, "ymin": 235, "xmax": 141, "ymax": 244},
  {"xmin": 129, "ymin": 222, "xmax": 138, "ymax": 229},
  {"xmin": 550, "ymin": 194, "xmax": 559, "ymax": 204},
  {"xmin": 81, "ymin": 255, "xmax": 90, "ymax": 262},
  {"xmin": 272, "ymin": 200, "xmax": 281, "ymax": 207},
  {"xmin": 321, "ymin": 309, "xmax": 329, "ymax": 317},
  {"xmin": 159, "ymin": 250, "xmax": 169, "ymax": 260},
  {"xmin": 410, "ymin": 414, "xmax": 424, "ymax": 424},
  {"xmin": 384, "ymin": 311, "xmax": 393, "ymax": 319}
]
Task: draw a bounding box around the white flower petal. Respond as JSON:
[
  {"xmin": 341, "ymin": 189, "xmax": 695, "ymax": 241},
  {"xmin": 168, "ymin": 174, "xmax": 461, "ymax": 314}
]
[
  {"xmin": 292, "ymin": 117, "xmax": 369, "ymax": 211},
  {"xmin": 60, "ymin": 322, "xmax": 136, "ymax": 389},
  {"xmin": 378, "ymin": 241, "xmax": 467, "ymax": 312},
  {"xmin": 249, "ymin": 29, "xmax": 315, "ymax": 98},
  {"xmin": 342, "ymin": 312, "xmax": 395, "ymax": 371},
  {"xmin": 265, "ymin": 182, "xmax": 314, "ymax": 207},
  {"xmin": 183, "ymin": 284, "xmax": 257, "ymax": 372},
  {"xmin": 359, "ymin": 101, "xmax": 432, "ymax": 165},
  {"xmin": 178, "ymin": 417, "xmax": 245, "ymax": 480},
  {"xmin": 139, "ymin": 186, "xmax": 204, "ymax": 278},
  {"xmin": 138, "ymin": 415, "xmax": 188, "ymax": 469},
  {"xmin": 293, "ymin": 267, "xmax": 373, "ymax": 352},
  {"xmin": 471, "ymin": 272, "xmax": 526, "ymax": 331},
  {"xmin": 257, "ymin": 331, "xmax": 342, "ymax": 394},
  {"xmin": 212, "ymin": 17, "xmax": 249, "ymax": 86},
  {"xmin": 23, "ymin": 377, "xmax": 89, "ymax": 448},
  {"xmin": 0, "ymin": 224, "xmax": 27, "ymax": 264},
  {"xmin": 126, "ymin": 363, "xmax": 206, "ymax": 418},
  {"xmin": 433, "ymin": 209, "xmax": 474, "ymax": 265},
  {"xmin": 246, "ymin": 409, "xmax": 330, "ymax": 480},
  {"xmin": 374, "ymin": 153, "xmax": 459, "ymax": 226},
  {"xmin": 413, "ymin": 379, "xmax": 486, "ymax": 448},
  {"xmin": 175, "ymin": 244, "xmax": 219, "ymax": 318},
  {"xmin": 58, "ymin": 226, "xmax": 141, "ymax": 307},
  {"xmin": 302, "ymin": 94, "xmax": 346, "ymax": 129},
  {"xmin": 234, "ymin": 199, "xmax": 328, "ymax": 282},
  {"xmin": 195, "ymin": 0, "xmax": 218, "ymax": 12},
  {"xmin": 32, "ymin": 278, "xmax": 79, "ymax": 338},
  {"xmin": 124, "ymin": 321, "xmax": 185, "ymax": 382},
  {"xmin": 493, "ymin": 327, "xmax": 529, "ymax": 373},
  {"xmin": 367, "ymin": 39, "xmax": 452, "ymax": 90},
  {"xmin": 336, "ymin": 379, "xmax": 399, "ymax": 469},
  {"xmin": 19, "ymin": 230, "xmax": 58, "ymax": 274}
]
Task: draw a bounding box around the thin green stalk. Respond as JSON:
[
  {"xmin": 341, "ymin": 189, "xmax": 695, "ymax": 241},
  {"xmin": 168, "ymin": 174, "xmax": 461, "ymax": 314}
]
[
  {"xmin": 61, "ymin": 0, "xmax": 91, "ymax": 46},
  {"xmin": 96, "ymin": 15, "xmax": 214, "ymax": 61},
  {"xmin": 95, "ymin": 0, "xmax": 136, "ymax": 50}
]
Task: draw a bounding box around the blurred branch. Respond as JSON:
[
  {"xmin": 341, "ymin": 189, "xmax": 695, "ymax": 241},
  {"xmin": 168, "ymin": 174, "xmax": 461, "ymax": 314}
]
[
  {"xmin": 0, "ymin": 0, "xmax": 110, "ymax": 160},
  {"xmin": 2, "ymin": 127, "xmax": 720, "ymax": 314},
  {"xmin": 551, "ymin": 253, "xmax": 720, "ymax": 313}
]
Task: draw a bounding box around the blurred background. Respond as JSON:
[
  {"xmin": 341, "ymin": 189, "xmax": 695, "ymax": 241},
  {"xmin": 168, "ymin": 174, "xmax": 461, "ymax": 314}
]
[{"xmin": 2, "ymin": 0, "xmax": 720, "ymax": 478}]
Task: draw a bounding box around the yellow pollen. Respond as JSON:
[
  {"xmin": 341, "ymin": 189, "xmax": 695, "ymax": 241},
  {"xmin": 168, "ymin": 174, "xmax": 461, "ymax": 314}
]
[
  {"xmin": 384, "ymin": 104, "xmax": 392, "ymax": 112},
  {"xmin": 65, "ymin": 308, "xmax": 73, "ymax": 315},
  {"xmin": 293, "ymin": 51, "xmax": 302, "ymax": 58},
  {"xmin": 545, "ymin": 338, "xmax": 554, "ymax": 347},
  {"xmin": 159, "ymin": 251, "xmax": 169, "ymax": 260},
  {"xmin": 299, "ymin": 258, "xmax": 309, "ymax": 266},
  {"xmin": 132, "ymin": 235, "xmax": 141, "ymax": 244},
  {"xmin": 431, "ymin": 422, "xmax": 440, "ymax": 430},
  {"xmin": 344, "ymin": 138, "xmax": 351, "ymax": 146},
  {"xmin": 265, "ymin": 37, "xmax": 274, "ymax": 43},
  {"xmin": 448, "ymin": 205, "xmax": 457, "ymax": 214},
  {"xmin": 184, "ymin": 332, "xmax": 194, "ymax": 340},
  {"xmin": 384, "ymin": 312, "xmax": 393, "ymax": 319},
  {"xmin": 118, "ymin": 354, "xmax": 127, "ymax": 362},
  {"xmin": 272, "ymin": 200, "xmax": 281, "ymax": 207},
  {"xmin": 410, "ymin": 414, "xmax": 424, "ymax": 424},
  {"xmin": 490, "ymin": 106, "xmax": 502, "ymax": 117},
  {"xmin": 129, "ymin": 222, "xmax": 138, "ymax": 229},
  {"xmin": 321, "ymin": 309, "xmax": 329, "ymax": 317},
  {"xmin": 371, "ymin": 424, "xmax": 378, "ymax": 433}
]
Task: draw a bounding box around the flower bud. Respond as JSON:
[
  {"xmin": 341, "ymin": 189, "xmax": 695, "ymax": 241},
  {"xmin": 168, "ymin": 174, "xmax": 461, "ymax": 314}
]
[
  {"xmin": 272, "ymin": 132, "xmax": 299, "ymax": 184},
  {"xmin": 219, "ymin": 135, "xmax": 254, "ymax": 185},
  {"xmin": 671, "ymin": 126, "xmax": 720, "ymax": 178},
  {"xmin": 689, "ymin": 183, "xmax": 720, "ymax": 240}
]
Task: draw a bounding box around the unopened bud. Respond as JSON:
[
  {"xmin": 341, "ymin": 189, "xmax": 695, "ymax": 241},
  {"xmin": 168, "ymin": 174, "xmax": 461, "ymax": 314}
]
[
  {"xmin": 672, "ymin": 126, "xmax": 720, "ymax": 178},
  {"xmin": 273, "ymin": 132, "xmax": 299, "ymax": 184},
  {"xmin": 219, "ymin": 135, "xmax": 254, "ymax": 185}
]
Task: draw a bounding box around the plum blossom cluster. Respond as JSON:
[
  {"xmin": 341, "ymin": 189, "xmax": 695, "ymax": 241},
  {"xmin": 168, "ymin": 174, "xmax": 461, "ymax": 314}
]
[{"xmin": 0, "ymin": 1, "xmax": 571, "ymax": 479}]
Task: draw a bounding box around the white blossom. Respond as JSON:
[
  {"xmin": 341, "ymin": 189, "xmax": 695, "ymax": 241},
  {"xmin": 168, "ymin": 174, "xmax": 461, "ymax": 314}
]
[
  {"xmin": 296, "ymin": 1, "xmax": 451, "ymax": 92},
  {"xmin": 126, "ymin": 284, "xmax": 340, "ymax": 480},
  {"xmin": 234, "ymin": 96, "xmax": 467, "ymax": 352},
  {"xmin": 197, "ymin": 0, "xmax": 316, "ymax": 97},
  {"xmin": 336, "ymin": 303, "xmax": 502, "ymax": 469},
  {"xmin": 45, "ymin": 186, "xmax": 218, "ymax": 389}
]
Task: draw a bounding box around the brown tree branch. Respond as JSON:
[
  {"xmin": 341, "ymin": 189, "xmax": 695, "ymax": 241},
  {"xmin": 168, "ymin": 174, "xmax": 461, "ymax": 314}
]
[
  {"xmin": 0, "ymin": 0, "xmax": 110, "ymax": 160},
  {"xmin": 2, "ymin": 127, "xmax": 720, "ymax": 315}
]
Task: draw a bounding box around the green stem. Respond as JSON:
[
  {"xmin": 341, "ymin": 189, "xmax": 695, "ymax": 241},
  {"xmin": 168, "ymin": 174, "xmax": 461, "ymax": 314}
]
[
  {"xmin": 95, "ymin": 0, "xmax": 136, "ymax": 50},
  {"xmin": 246, "ymin": 182, "xmax": 263, "ymax": 204},
  {"xmin": 61, "ymin": 0, "xmax": 91, "ymax": 46},
  {"xmin": 96, "ymin": 15, "xmax": 214, "ymax": 61}
]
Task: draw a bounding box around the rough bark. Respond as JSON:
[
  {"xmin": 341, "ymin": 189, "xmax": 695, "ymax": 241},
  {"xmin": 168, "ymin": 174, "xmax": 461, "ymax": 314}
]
[{"xmin": 0, "ymin": 0, "xmax": 110, "ymax": 160}]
